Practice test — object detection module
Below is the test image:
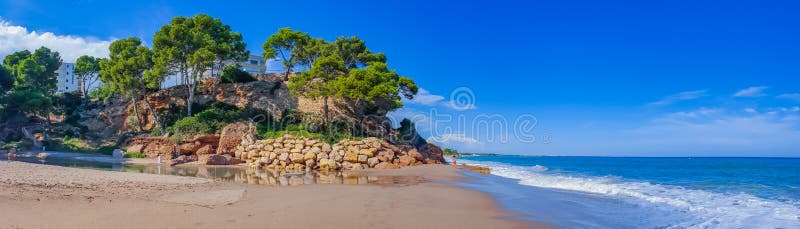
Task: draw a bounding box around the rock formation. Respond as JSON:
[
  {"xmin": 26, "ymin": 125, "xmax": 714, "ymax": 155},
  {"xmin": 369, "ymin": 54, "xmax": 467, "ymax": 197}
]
[
  {"xmin": 125, "ymin": 137, "xmax": 177, "ymax": 159},
  {"xmin": 236, "ymin": 134, "xmax": 444, "ymax": 171}
]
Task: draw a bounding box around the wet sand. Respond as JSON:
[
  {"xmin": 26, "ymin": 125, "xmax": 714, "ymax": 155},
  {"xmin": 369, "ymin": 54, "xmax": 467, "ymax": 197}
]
[{"xmin": 0, "ymin": 161, "xmax": 542, "ymax": 228}]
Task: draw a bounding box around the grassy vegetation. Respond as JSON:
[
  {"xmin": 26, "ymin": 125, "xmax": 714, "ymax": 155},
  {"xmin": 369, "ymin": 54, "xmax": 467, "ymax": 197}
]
[
  {"xmin": 46, "ymin": 137, "xmax": 115, "ymax": 155},
  {"xmin": 0, "ymin": 140, "xmax": 33, "ymax": 150},
  {"xmin": 123, "ymin": 152, "xmax": 146, "ymax": 158}
]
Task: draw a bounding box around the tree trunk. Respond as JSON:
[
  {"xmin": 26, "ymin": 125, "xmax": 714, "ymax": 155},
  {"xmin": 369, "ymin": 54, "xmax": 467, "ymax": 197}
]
[
  {"xmin": 143, "ymin": 91, "xmax": 164, "ymax": 135},
  {"xmin": 130, "ymin": 94, "xmax": 144, "ymax": 132},
  {"xmin": 187, "ymin": 82, "xmax": 194, "ymax": 116},
  {"xmin": 212, "ymin": 59, "xmax": 223, "ymax": 95},
  {"xmin": 283, "ymin": 68, "xmax": 291, "ymax": 81},
  {"xmin": 44, "ymin": 108, "xmax": 52, "ymax": 143},
  {"xmin": 183, "ymin": 67, "xmax": 192, "ymax": 116},
  {"xmin": 323, "ymin": 96, "xmax": 329, "ymax": 124},
  {"xmin": 79, "ymin": 77, "xmax": 85, "ymax": 98}
]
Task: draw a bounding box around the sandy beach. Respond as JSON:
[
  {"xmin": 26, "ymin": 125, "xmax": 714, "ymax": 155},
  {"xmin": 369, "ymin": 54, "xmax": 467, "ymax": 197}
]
[{"xmin": 0, "ymin": 161, "xmax": 539, "ymax": 228}]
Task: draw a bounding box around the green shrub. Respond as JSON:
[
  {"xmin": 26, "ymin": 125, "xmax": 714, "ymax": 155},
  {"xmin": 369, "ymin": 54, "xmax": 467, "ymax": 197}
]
[
  {"xmin": 170, "ymin": 106, "xmax": 248, "ymax": 137},
  {"xmin": 220, "ymin": 65, "xmax": 255, "ymax": 83},
  {"xmin": 124, "ymin": 152, "xmax": 146, "ymax": 158},
  {"xmin": 96, "ymin": 146, "xmax": 116, "ymax": 155},
  {"xmin": 172, "ymin": 116, "xmax": 208, "ymax": 136},
  {"xmin": 0, "ymin": 140, "xmax": 33, "ymax": 150}
]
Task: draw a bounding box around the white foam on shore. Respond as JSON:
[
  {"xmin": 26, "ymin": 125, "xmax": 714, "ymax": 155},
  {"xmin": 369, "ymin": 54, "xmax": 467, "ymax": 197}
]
[{"xmin": 461, "ymin": 159, "xmax": 800, "ymax": 228}]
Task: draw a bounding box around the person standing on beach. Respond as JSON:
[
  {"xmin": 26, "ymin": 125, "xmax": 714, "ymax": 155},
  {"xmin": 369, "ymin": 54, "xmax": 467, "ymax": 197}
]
[{"xmin": 451, "ymin": 155, "xmax": 457, "ymax": 168}]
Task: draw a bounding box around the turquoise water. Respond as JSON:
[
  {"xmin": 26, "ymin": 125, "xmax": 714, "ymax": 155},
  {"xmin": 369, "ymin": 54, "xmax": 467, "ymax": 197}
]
[{"xmin": 460, "ymin": 156, "xmax": 800, "ymax": 228}]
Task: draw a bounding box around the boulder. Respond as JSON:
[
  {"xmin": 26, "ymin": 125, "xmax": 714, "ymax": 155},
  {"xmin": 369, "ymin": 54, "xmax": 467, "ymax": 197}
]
[
  {"xmin": 279, "ymin": 152, "xmax": 289, "ymax": 162},
  {"xmin": 112, "ymin": 149, "xmax": 125, "ymax": 159},
  {"xmin": 418, "ymin": 143, "xmax": 445, "ymax": 164},
  {"xmin": 374, "ymin": 162, "xmax": 399, "ymax": 169},
  {"xmin": 408, "ymin": 149, "xmax": 424, "ymax": 161},
  {"xmin": 304, "ymin": 151, "xmax": 316, "ymax": 161},
  {"xmin": 357, "ymin": 154, "xmax": 368, "ymax": 163},
  {"xmin": 169, "ymin": 154, "xmax": 197, "ymax": 166},
  {"xmin": 179, "ymin": 142, "xmax": 199, "ymax": 155},
  {"xmin": 344, "ymin": 151, "xmax": 359, "ymax": 163},
  {"xmin": 126, "ymin": 137, "xmax": 177, "ymax": 159},
  {"xmin": 358, "ymin": 148, "xmax": 377, "ymax": 157},
  {"xmin": 396, "ymin": 155, "xmax": 415, "ymax": 167},
  {"xmin": 195, "ymin": 144, "xmax": 215, "ymax": 155},
  {"xmin": 377, "ymin": 150, "xmax": 394, "ymax": 162},
  {"xmin": 319, "ymin": 158, "xmax": 336, "ymax": 170},
  {"xmin": 199, "ymin": 154, "xmax": 229, "ymax": 165},
  {"xmin": 217, "ymin": 122, "xmax": 251, "ymax": 156},
  {"xmin": 228, "ymin": 157, "xmax": 244, "ymax": 165},
  {"xmin": 305, "ymin": 159, "xmax": 316, "ymax": 169},
  {"xmin": 178, "ymin": 134, "xmax": 220, "ymax": 155},
  {"xmin": 367, "ymin": 157, "xmax": 380, "ymax": 168},
  {"xmin": 290, "ymin": 153, "xmax": 305, "ymax": 163}
]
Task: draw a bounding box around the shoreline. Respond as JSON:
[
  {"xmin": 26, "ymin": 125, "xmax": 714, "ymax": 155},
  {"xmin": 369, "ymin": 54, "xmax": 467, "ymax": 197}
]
[{"xmin": 0, "ymin": 161, "xmax": 544, "ymax": 228}]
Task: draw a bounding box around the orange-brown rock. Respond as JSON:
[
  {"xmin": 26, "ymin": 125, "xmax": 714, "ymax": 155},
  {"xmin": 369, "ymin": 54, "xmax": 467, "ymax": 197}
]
[
  {"xmin": 396, "ymin": 155, "xmax": 416, "ymax": 167},
  {"xmin": 195, "ymin": 144, "xmax": 215, "ymax": 155},
  {"xmin": 217, "ymin": 122, "xmax": 250, "ymax": 156},
  {"xmin": 169, "ymin": 154, "xmax": 197, "ymax": 166},
  {"xmin": 228, "ymin": 157, "xmax": 244, "ymax": 165},
  {"xmin": 408, "ymin": 149, "xmax": 425, "ymax": 161},
  {"xmin": 199, "ymin": 154, "xmax": 229, "ymax": 165},
  {"xmin": 126, "ymin": 137, "xmax": 177, "ymax": 159},
  {"xmin": 418, "ymin": 143, "xmax": 445, "ymax": 164}
]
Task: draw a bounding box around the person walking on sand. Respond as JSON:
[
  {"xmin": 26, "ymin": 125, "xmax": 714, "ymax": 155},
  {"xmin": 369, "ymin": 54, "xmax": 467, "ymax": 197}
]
[{"xmin": 451, "ymin": 155, "xmax": 457, "ymax": 168}]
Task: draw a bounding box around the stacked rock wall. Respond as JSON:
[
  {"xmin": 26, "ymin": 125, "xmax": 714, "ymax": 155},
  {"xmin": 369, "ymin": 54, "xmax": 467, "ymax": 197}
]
[{"xmin": 236, "ymin": 135, "xmax": 443, "ymax": 171}]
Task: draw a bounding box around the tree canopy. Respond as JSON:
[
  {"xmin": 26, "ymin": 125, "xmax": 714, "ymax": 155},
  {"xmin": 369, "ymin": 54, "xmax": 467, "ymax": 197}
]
[
  {"xmin": 100, "ymin": 37, "xmax": 166, "ymax": 132},
  {"xmin": 334, "ymin": 36, "xmax": 386, "ymax": 69},
  {"xmin": 334, "ymin": 62, "xmax": 418, "ymax": 113},
  {"xmin": 0, "ymin": 64, "xmax": 12, "ymax": 94},
  {"xmin": 278, "ymin": 32, "xmax": 418, "ymax": 117},
  {"xmin": 99, "ymin": 38, "xmax": 155, "ymax": 95},
  {"xmin": 153, "ymin": 13, "xmax": 247, "ymax": 116},
  {"xmin": 262, "ymin": 28, "xmax": 311, "ymax": 80},
  {"xmin": 74, "ymin": 55, "xmax": 101, "ymax": 98},
  {"xmin": 4, "ymin": 47, "xmax": 61, "ymax": 96}
]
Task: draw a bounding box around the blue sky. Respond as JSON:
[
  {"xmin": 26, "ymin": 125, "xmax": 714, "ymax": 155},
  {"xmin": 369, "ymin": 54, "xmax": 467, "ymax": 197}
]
[{"xmin": 2, "ymin": 0, "xmax": 799, "ymax": 156}]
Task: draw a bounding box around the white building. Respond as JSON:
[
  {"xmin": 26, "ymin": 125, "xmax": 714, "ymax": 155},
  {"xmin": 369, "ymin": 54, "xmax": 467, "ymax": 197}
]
[
  {"xmin": 204, "ymin": 55, "xmax": 266, "ymax": 78},
  {"xmin": 55, "ymin": 63, "xmax": 79, "ymax": 93}
]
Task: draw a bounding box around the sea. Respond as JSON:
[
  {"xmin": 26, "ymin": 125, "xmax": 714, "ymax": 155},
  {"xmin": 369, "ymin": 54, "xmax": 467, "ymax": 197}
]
[{"xmin": 456, "ymin": 156, "xmax": 800, "ymax": 228}]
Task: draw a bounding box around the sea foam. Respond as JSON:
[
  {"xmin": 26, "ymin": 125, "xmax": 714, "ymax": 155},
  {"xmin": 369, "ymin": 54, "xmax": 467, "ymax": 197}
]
[{"xmin": 461, "ymin": 159, "xmax": 800, "ymax": 228}]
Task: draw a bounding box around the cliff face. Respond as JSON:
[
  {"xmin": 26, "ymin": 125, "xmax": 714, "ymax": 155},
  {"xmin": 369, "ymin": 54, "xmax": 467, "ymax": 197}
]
[{"xmin": 89, "ymin": 78, "xmax": 414, "ymax": 151}]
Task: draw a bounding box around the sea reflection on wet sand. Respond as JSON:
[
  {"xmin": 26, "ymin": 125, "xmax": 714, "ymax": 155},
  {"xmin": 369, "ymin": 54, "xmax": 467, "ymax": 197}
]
[
  {"xmin": 126, "ymin": 164, "xmax": 425, "ymax": 187},
  {"xmin": 3, "ymin": 155, "xmax": 427, "ymax": 187}
]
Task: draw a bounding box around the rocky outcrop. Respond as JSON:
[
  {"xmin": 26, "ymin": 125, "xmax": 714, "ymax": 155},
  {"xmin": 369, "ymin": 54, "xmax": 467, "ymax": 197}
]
[
  {"xmin": 126, "ymin": 137, "xmax": 177, "ymax": 159},
  {"xmin": 169, "ymin": 154, "xmax": 197, "ymax": 166},
  {"xmin": 418, "ymin": 143, "xmax": 445, "ymax": 164},
  {"xmin": 199, "ymin": 154, "xmax": 229, "ymax": 165},
  {"xmin": 217, "ymin": 122, "xmax": 253, "ymax": 156},
  {"xmin": 179, "ymin": 134, "xmax": 219, "ymax": 155},
  {"xmin": 236, "ymin": 135, "xmax": 444, "ymax": 171}
]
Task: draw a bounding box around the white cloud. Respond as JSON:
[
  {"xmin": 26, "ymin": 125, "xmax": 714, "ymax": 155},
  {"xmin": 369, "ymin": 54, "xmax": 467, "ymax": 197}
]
[
  {"xmin": 648, "ymin": 90, "xmax": 707, "ymax": 106},
  {"xmin": 427, "ymin": 134, "xmax": 479, "ymax": 145},
  {"xmin": 627, "ymin": 107, "xmax": 800, "ymax": 155},
  {"xmin": 733, "ymin": 86, "xmax": 768, "ymax": 97},
  {"xmin": 442, "ymin": 101, "xmax": 477, "ymax": 110},
  {"xmin": 405, "ymin": 88, "xmax": 444, "ymax": 106},
  {"xmin": 0, "ymin": 19, "xmax": 113, "ymax": 63},
  {"xmin": 777, "ymin": 93, "xmax": 800, "ymax": 101}
]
